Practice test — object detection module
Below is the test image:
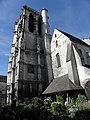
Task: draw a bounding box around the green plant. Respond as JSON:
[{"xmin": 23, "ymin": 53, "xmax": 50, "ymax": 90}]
[
  {"xmin": 44, "ymin": 97, "xmax": 52, "ymax": 110},
  {"xmin": 56, "ymin": 95, "xmax": 64, "ymax": 104},
  {"xmin": 67, "ymin": 99, "xmax": 76, "ymax": 109},
  {"xmin": 76, "ymin": 94, "xmax": 87, "ymax": 104},
  {"xmin": 51, "ymin": 101, "xmax": 65, "ymax": 115},
  {"xmin": 32, "ymin": 97, "xmax": 43, "ymax": 109},
  {"xmin": 75, "ymin": 94, "xmax": 87, "ymax": 110}
]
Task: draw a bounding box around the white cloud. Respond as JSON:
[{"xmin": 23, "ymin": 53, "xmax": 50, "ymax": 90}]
[
  {"xmin": 0, "ymin": 32, "xmax": 11, "ymax": 57},
  {"xmin": 0, "ymin": 49, "xmax": 10, "ymax": 57},
  {"xmin": 3, "ymin": 53, "xmax": 9, "ymax": 57}
]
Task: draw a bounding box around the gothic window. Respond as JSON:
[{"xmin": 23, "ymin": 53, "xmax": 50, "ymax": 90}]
[
  {"xmin": 55, "ymin": 34, "xmax": 57, "ymax": 38},
  {"xmin": 29, "ymin": 14, "xmax": 35, "ymax": 32},
  {"xmin": 56, "ymin": 53, "xmax": 61, "ymax": 67},
  {"xmin": 20, "ymin": 20, "xmax": 23, "ymax": 29},
  {"xmin": 22, "ymin": 30, "xmax": 24, "ymax": 38},
  {"xmin": 38, "ymin": 17, "xmax": 42, "ymax": 35},
  {"xmin": 86, "ymin": 52, "xmax": 89, "ymax": 64},
  {"xmin": 56, "ymin": 40, "xmax": 58, "ymax": 47},
  {"xmin": 18, "ymin": 20, "xmax": 23, "ymax": 33},
  {"xmin": 25, "ymin": 45, "xmax": 27, "ymax": 50},
  {"xmin": 79, "ymin": 49, "xmax": 85, "ymax": 65},
  {"xmin": 16, "ymin": 67, "xmax": 17, "ymax": 75},
  {"xmin": 27, "ymin": 64, "xmax": 34, "ymax": 73},
  {"xmin": 84, "ymin": 52, "xmax": 90, "ymax": 68}
]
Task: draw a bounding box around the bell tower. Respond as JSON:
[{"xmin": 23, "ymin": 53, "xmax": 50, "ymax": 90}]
[{"xmin": 7, "ymin": 5, "xmax": 53, "ymax": 103}]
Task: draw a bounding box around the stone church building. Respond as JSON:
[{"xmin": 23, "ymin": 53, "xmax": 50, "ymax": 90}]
[
  {"xmin": 7, "ymin": 5, "xmax": 90, "ymax": 103},
  {"xmin": 43, "ymin": 29, "xmax": 90, "ymax": 100}
]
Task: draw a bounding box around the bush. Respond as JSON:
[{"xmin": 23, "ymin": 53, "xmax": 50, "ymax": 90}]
[
  {"xmin": 67, "ymin": 94, "xmax": 88, "ymax": 110},
  {"xmin": 32, "ymin": 97, "xmax": 43, "ymax": 109},
  {"xmin": 75, "ymin": 94, "xmax": 87, "ymax": 110},
  {"xmin": 56, "ymin": 95, "xmax": 64, "ymax": 104},
  {"xmin": 51, "ymin": 102, "xmax": 66, "ymax": 115},
  {"xmin": 44, "ymin": 97, "xmax": 52, "ymax": 110},
  {"xmin": 66, "ymin": 94, "xmax": 90, "ymax": 119}
]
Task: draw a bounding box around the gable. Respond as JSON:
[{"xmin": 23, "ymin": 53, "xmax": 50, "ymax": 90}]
[{"xmin": 51, "ymin": 29, "xmax": 71, "ymax": 53}]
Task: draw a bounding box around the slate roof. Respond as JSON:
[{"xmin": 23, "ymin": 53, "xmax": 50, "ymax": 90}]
[
  {"xmin": 42, "ymin": 74, "xmax": 83, "ymax": 95},
  {"xmin": 56, "ymin": 28, "xmax": 90, "ymax": 48}
]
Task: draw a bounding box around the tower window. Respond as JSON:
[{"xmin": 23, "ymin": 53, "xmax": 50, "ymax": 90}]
[
  {"xmin": 27, "ymin": 64, "xmax": 34, "ymax": 73},
  {"xmin": 38, "ymin": 17, "xmax": 42, "ymax": 35},
  {"xmin": 56, "ymin": 53, "xmax": 61, "ymax": 67},
  {"xmin": 16, "ymin": 67, "xmax": 17, "ymax": 75},
  {"xmin": 18, "ymin": 20, "xmax": 23, "ymax": 34},
  {"xmin": 20, "ymin": 20, "xmax": 23, "ymax": 30},
  {"xmin": 25, "ymin": 45, "xmax": 26, "ymax": 50},
  {"xmin": 29, "ymin": 14, "xmax": 35, "ymax": 32}
]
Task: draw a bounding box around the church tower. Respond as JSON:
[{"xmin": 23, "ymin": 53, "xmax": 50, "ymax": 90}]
[{"xmin": 7, "ymin": 6, "xmax": 53, "ymax": 103}]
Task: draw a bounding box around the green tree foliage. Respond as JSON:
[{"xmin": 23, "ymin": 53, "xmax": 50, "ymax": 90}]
[
  {"xmin": 51, "ymin": 102, "xmax": 63, "ymax": 115},
  {"xmin": 0, "ymin": 95, "xmax": 90, "ymax": 120},
  {"xmin": 56, "ymin": 95, "xmax": 64, "ymax": 104},
  {"xmin": 67, "ymin": 94, "xmax": 88, "ymax": 110},
  {"xmin": 50, "ymin": 95, "xmax": 66, "ymax": 115},
  {"xmin": 32, "ymin": 97, "xmax": 43, "ymax": 109}
]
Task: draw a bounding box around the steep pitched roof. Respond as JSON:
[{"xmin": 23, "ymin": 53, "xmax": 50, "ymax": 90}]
[
  {"xmin": 42, "ymin": 74, "xmax": 83, "ymax": 95},
  {"xmin": 56, "ymin": 28, "xmax": 90, "ymax": 48}
]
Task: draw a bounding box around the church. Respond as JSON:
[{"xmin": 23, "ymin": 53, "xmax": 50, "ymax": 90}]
[
  {"xmin": 7, "ymin": 5, "xmax": 53, "ymax": 103},
  {"xmin": 7, "ymin": 5, "xmax": 90, "ymax": 103},
  {"xmin": 43, "ymin": 29, "xmax": 90, "ymax": 100}
]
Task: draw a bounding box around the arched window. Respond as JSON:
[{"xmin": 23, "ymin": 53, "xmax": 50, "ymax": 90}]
[
  {"xmin": 38, "ymin": 17, "xmax": 42, "ymax": 35},
  {"xmin": 29, "ymin": 14, "xmax": 35, "ymax": 32},
  {"xmin": 85, "ymin": 52, "xmax": 89, "ymax": 65},
  {"xmin": 55, "ymin": 34, "xmax": 57, "ymax": 38},
  {"xmin": 79, "ymin": 49, "xmax": 85, "ymax": 65},
  {"xmin": 56, "ymin": 40, "xmax": 58, "ymax": 47},
  {"xmin": 56, "ymin": 53, "xmax": 61, "ymax": 67}
]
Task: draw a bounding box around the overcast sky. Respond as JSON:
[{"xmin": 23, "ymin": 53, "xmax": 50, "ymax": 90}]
[{"xmin": 0, "ymin": 0, "xmax": 90, "ymax": 75}]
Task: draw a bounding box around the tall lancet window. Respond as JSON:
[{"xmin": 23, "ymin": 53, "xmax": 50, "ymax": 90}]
[
  {"xmin": 79, "ymin": 49, "xmax": 85, "ymax": 65},
  {"xmin": 86, "ymin": 52, "xmax": 89, "ymax": 65},
  {"xmin": 38, "ymin": 17, "xmax": 42, "ymax": 35},
  {"xmin": 56, "ymin": 53, "xmax": 61, "ymax": 67},
  {"xmin": 29, "ymin": 14, "xmax": 35, "ymax": 32},
  {"xmin": 56, "ymin": 40, "xmax": 58, "ymax": 47}
]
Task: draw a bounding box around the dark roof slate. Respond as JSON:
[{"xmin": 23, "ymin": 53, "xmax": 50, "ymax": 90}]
[{"xmin": 42, "ymin": 74, "xmax": 83, "ymax": 95}]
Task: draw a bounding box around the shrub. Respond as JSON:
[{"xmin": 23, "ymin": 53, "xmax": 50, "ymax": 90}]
[
  {"xmin": 32, "ymin": 97, "xmax": 43, "ymax": 109},
  {"xmin": 44, "ymin": 97, "xmax": 52, "ymax": 110},
  {"xmin": 67, "ymin": 94, "xmax": 88, "ymax": 110},
  {"xmin": 75, "ymin": 94, "xmax": 87, "ymax": 109},
  {"xmin": 56, "ymin": 95, "xmax": 64, "ymax": 104},
  {"xmin": 51, "ymin": 102, "xmax": 66, "ymax": 115}
]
